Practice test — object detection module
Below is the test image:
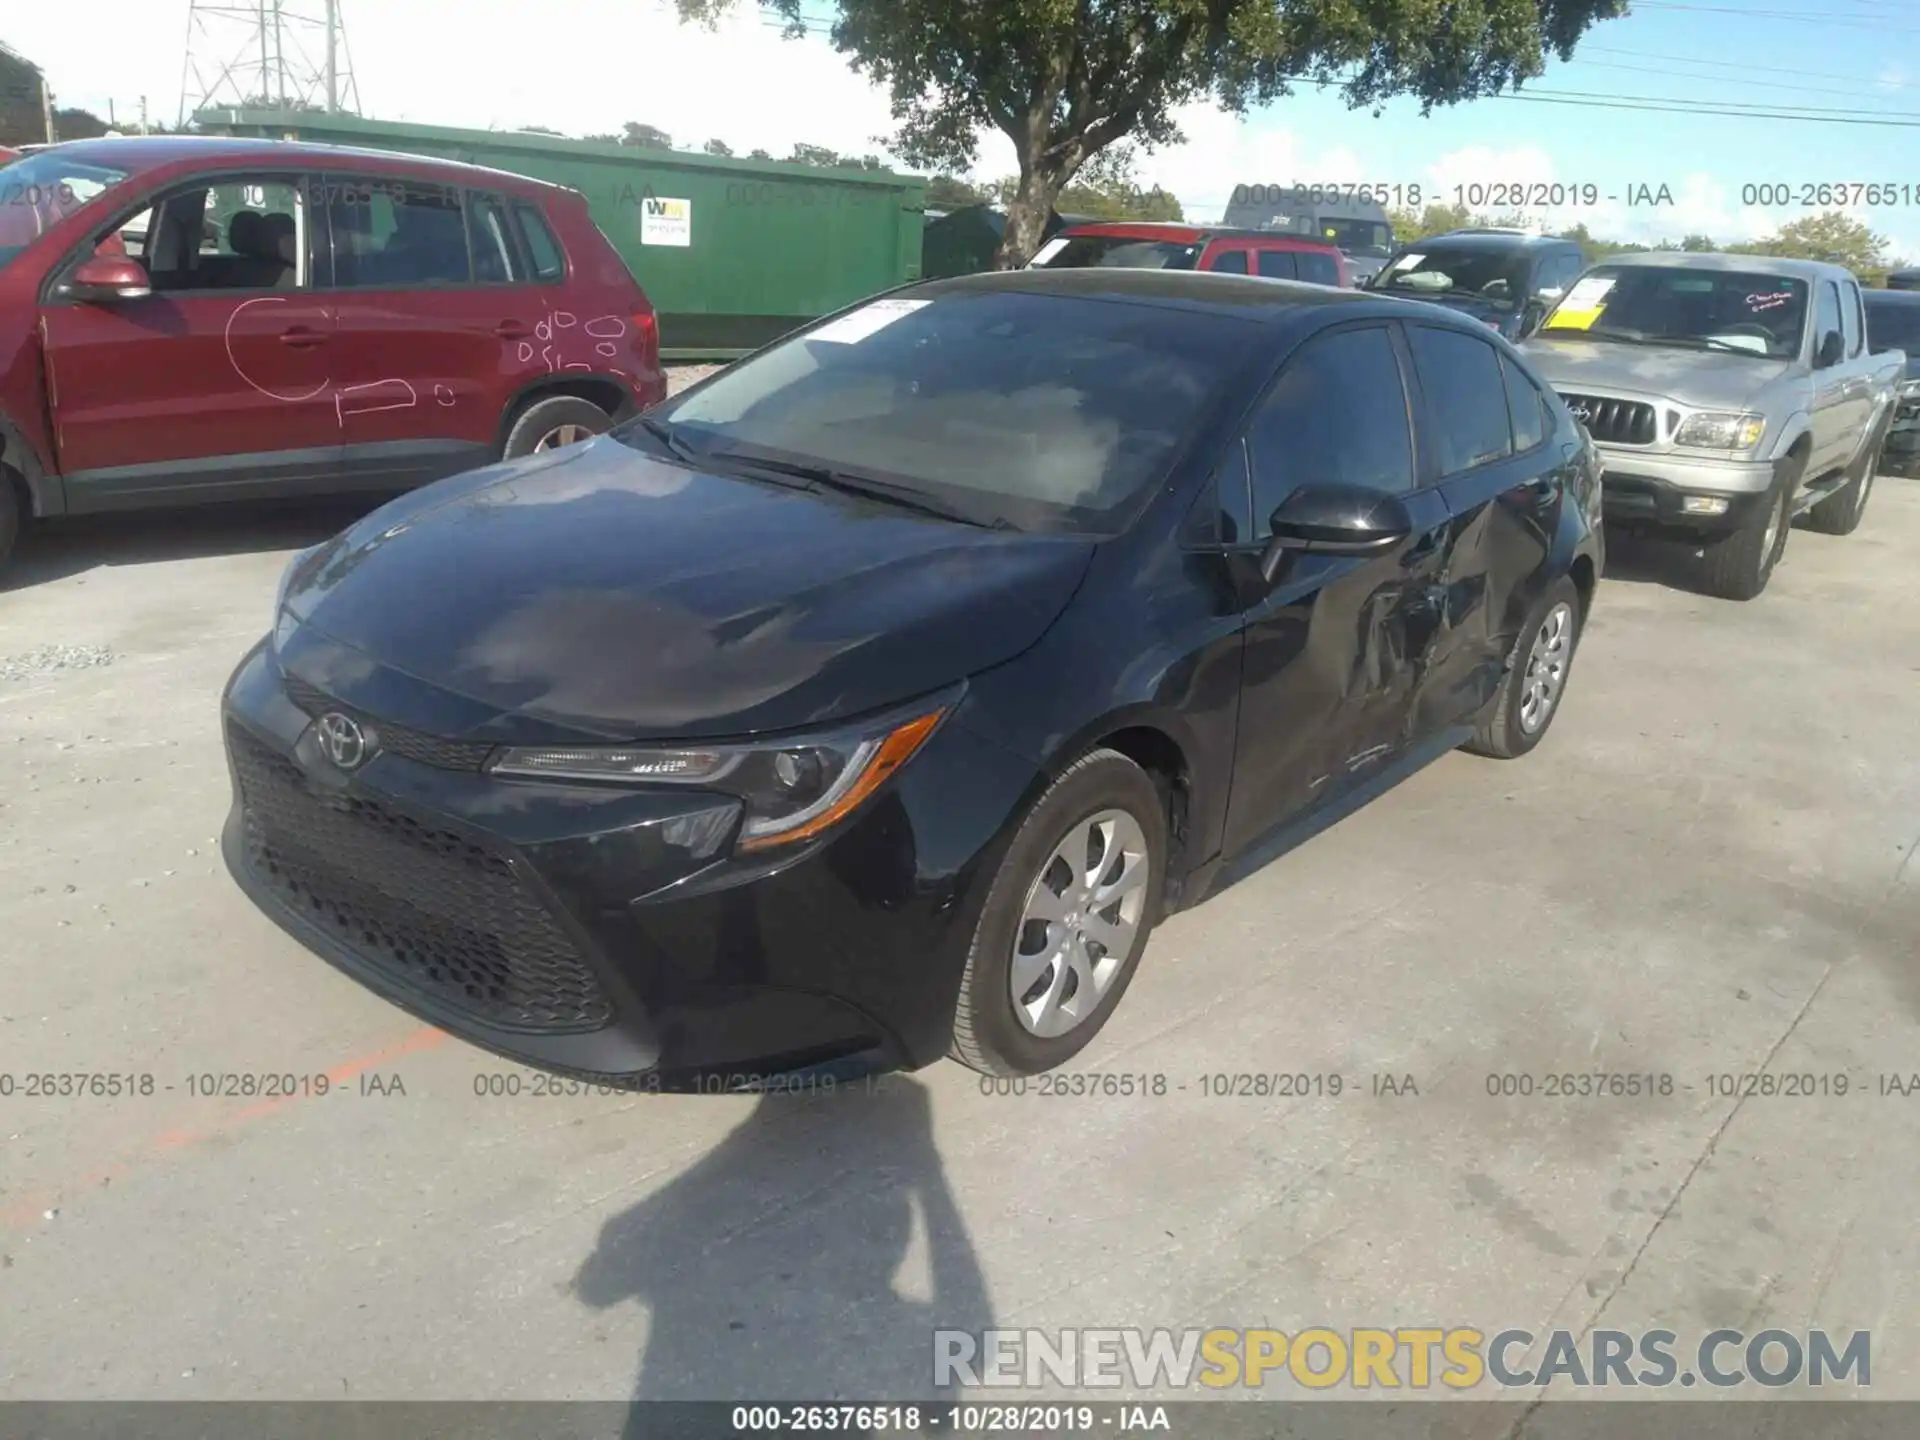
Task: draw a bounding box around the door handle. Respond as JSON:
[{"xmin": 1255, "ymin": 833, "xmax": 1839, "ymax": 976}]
[
  {"xmin": 495, "ymin": 321, "xmax": 532, "ymax": 339},
  {"xmin": 279, "ymin": 326, "xmax": 327, "ymax": 348}
]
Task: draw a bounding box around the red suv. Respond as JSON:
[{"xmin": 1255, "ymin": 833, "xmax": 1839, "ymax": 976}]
[
  {"xmin": 1028, "ymin": 221, "xmax": 1350, "ymax": 287},
  {"xmin": 0, "ymin": 137, "xmax": 667, "ymax": 571}
]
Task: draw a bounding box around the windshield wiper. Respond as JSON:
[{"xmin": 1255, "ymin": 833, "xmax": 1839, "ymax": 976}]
[
  {"xmin": 711, "ymin": 449, "xmax": 1006, "ymax": 528},
  {"xmin": 632, "ymin": 415, "xmax": 703, "ymax": 465}
]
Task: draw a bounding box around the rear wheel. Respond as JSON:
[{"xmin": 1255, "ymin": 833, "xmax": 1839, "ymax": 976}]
[
  {"xmin": 502, "ymin": 395, "xmax": 613, "ymax": 460},
  {"xmin": 1700, "ymin": 452, "xmax": 1800, "ymax": 601},
  {"xmin": 949, "ymin": 749, "xmax": 1167, "ymax": 1077},
  {"xmin": 1464, "ymin": 576, "xmax": 1583, "ymax": 760},
  {"xmin": 1805, "ymin": 425, "xmax": 1882, "ymax": 536}
]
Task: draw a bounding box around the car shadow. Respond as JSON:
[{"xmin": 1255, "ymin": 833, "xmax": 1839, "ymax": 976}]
[
  {"xmin": 1597, "ymin": 527, "xmax": 1724, "ymax": 597},
  {"xmin": 573, "ymin": 1075, "xmax": 992, "ymax": 1435},
  {"xmin": 2, "ymin": 495, "xmax": 397, "ymax": 591}
]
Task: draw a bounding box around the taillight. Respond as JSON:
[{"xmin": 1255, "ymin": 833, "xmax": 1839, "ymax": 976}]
[{"xmin": 634, "ymin": 309, "xmax": 659, "ymax": 368}]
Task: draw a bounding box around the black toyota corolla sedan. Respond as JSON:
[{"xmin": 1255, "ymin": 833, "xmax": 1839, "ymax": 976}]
[{"xmin": 222, "ymin": 268, "xmax": 1604, "ymax": 1085}]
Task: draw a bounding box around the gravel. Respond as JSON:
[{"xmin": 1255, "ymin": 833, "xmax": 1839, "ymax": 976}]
[{"xmin": 0, "ymin": 645, "xmax": 116, "ymax": 684}]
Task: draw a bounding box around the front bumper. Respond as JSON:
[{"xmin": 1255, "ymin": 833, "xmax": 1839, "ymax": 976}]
[
  {"xmin": 1597, "ymin": 447, "xmax": 1778, "ymax": 534},
  {"xmin": 219, "ymin": 640, "xmax": 1033, "ymax": 1086}
]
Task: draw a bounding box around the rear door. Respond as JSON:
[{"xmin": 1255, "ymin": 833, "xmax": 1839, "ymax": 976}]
[
  {"xmin": 1221, "ymin": 322, "xmax": 1454, "ymax": 855},
  {"xmin": 1808, "ymin": 278, "xmax": 1851, "ymax": 477},
  {"xmin": 1200, "ymin": 239, "xmax": 1252, "ymax": 275},
  {"xmin": 1405, "ymin": 325, "xmax": 1562, "ymax": 735},
  {"xmin": 39, "ymin": 170, "xmax": 342, "ymax": 508},
  {"xmin": 316, "ymin": 174, "xmax": 549, "ymax": 489},
  {"xmin": 1251, "ymin": 248, "xmax": 1298, "ymax": 282}
]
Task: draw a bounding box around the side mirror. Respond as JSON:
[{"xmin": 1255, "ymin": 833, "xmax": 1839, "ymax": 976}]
[
  {"xmin": 1259, "ymin": 484, "xmax": 1413, "ymax": 583},
  {"xmin": 65, "ymin": 256, "xmax": 151, "ymax": 303},
  {"xmin": 1816, "ymin": 329, "xmax": 1844, "ymax": 369}
]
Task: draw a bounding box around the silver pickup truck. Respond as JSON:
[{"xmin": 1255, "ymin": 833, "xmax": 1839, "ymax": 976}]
[{"xmin": 1521, "ymin": 252, "xmax": 1907, "ymax": 600}]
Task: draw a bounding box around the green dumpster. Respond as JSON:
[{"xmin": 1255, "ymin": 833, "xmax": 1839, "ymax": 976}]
[{"xmin": 195, "ymin": 108, "xmax": 926, "ymax": 360}]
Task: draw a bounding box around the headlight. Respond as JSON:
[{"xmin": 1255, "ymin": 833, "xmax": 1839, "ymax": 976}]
[
  {"xmin": 1673, "ymin": 412, "xmax": 1766, "ymax": 451},
  {"xmin": 487, "ymin": 698, "xmax": 952, "ymax": 852}
]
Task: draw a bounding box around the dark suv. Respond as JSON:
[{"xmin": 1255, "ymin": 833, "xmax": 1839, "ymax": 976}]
[
  {"xmin": 1368, "ymin": 230, "xmax": 1587, "ymax": 340},
  {"xmin": 0, "ymin": 137, "xmax": 667, "ymax": 572}
]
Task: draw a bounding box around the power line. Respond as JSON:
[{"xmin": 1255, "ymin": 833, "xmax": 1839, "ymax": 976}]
[
  {"xmin": 1626, "ymin": 1, "xmax": 1920, "ymax": 34},
  {"xmin": 1576, "ymin": 58, "xmax": 1908, "ymax": 104},
  {"xmin": 1579, "ymin": 44, "xmax": 1898, "ymax": 87}
]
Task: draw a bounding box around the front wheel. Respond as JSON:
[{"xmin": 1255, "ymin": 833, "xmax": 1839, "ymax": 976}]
[
  {"xmin": 1700, "ymin": 453, "xmax": 1800, "ymax": 600},
  {"xmin": 949, "ymin": 749, "xmax": 1167, "ymax": 1077},
  {"xmin": 1463, "ymin": 576, "xmax": 1583, "ymax": 761},
  {"xmin": 0, "ymin": 475, "xmax": 20, "ymax": 575}
]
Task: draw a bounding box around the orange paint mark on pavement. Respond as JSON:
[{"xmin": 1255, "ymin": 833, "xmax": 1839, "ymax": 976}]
[{"xmin": 2, "ymin": 1025, "xmax": 447, "ymax": 1227}]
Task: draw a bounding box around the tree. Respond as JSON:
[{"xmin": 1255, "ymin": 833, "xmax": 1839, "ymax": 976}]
[
  {"xmin": 1680, "ymin": 233, "xmax": 1718, "ymax": 252},
  {"xmin": 673, "ymin": 0, "xmax": 1629, "ymax": 267},
  {"xmin": 51, "ymin": 107, "xmax": 112, "ymax": 141},
  {"xmin": 1755, "ymin": 210, "xmax": 1888, "ymax": 277},
  {"xmin": 1387, "ymin": 201, "xmax": 1478, "ymax": 243},
  {"xmin": 786, "ymin": 142, "xmax": 886, "ymax": 169},
  {"xmin": 926, "ymin": 174, "xmax": 991, "ymax": 209},
  {"xmin": 621, "ymin": 122, "xmax": 674, "ymax": 149},
  {"xmin": 518, "ymin": 124, "xmax": 567, "ymax": 136},
  {"xmin": 703, "ymin": 137, "xmax": 734, "ymax": 156},
  {"xmin": 748, "ymin": 147, "xmax": 772, "ymax": 159}
]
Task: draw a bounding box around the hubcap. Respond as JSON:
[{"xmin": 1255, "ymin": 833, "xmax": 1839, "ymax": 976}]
[
  {"xmin": 534, "ymin": 423, "xmax": 593, "ymax": 452},
  {"xmin": 1518, "ymin": 601, "xmax": 1575, "ymax": 735},
  {"xmin": 1009, "ymin": 809, "xmax": 1151, "ymax": 1039}
]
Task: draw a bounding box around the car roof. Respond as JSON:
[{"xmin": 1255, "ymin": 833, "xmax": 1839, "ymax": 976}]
[
  {"xmin": 1591, "ymin": 250, "xmax": 1856, "ymax": 283},
  {"xmin": 1059, "ymin": 220, "xmax": 1340, "ymax": 251},
  {"xmin": 34, "ymin": 134, "xmax": 566, "ymax": 194},
  {"xmin": 1415, "ymin": 231, "xmax": 1574, "ymax": 249},
  {"xmin": 1863, "ymin": 286, "xmax": 1920, "ymax": 305},
  {"xmin": 912, "ymin": 264, "xmax": 1497, "ymax": 330}
]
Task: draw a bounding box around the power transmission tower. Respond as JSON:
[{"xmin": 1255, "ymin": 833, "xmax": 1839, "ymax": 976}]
[{"xmin": 178, "ymin": 0, "xmax": 361, "ymax": 127}]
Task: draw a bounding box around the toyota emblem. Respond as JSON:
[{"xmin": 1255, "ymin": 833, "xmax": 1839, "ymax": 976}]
[{"xmin": 316, "ymin": 712, "xmax": 371, "ymax": 771}]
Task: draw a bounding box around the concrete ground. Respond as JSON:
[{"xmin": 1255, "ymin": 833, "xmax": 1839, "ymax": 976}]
[{"xmin": 1, "ymin": 425, "xmax": 1916, "ymax": 1416}]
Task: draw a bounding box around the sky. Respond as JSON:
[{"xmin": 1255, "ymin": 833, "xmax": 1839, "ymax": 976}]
[{"xmin": 9, "ymin": 0, "xmax": 1920, "ymax": 261}]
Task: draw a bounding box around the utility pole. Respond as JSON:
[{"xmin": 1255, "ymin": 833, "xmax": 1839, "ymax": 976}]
[
  {"xmin": 325, "ymin": 0, "xmax": 338, "ymax": 111},
  {"xmin": 39, "ymin": 73, "xmax": 54, "ymax": 144},
  {"xmin": 140, "ymin": 95, "xmax": 149, "ymax": 134},
  {"xmin": 272, "ymin": 0, "xmax": 286, "ymax": 106}
]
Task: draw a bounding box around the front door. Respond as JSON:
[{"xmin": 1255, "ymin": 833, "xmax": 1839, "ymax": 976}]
[
  {"xmin": 1405, "ymin": 324, "xmax": 1559, "ymax": 735},
  {"xmin": 40, "ymin": 171, "xmax": 342, "ymax": 510},
  {"xmin": 1221, "ymin": 322, "xmax": 1455, "ymax": 857},
  {"xmin": 316, "ymin": 175, "xmax": 552, "ymax": 489}
]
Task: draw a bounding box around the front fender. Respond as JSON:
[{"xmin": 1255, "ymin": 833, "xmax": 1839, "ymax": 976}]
[{"xmin": 1767, "ymin": 412, "xmax": 1813, "ymax": 463}]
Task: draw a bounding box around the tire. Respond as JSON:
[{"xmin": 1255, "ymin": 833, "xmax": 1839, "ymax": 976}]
[
  {"xmin": 1700, "ymin": 451, "xmax": 1801, "ymax": 601},
  {"xmin": 1463, "ymin": 575, "xmax": 1583, "ymax": 761},
  {"xmin": 1805, "ymin": 423, "xmax": 1883, "ymax": 537},
  {"xmin": 501, "ymin": 395, "xmax": 612, "ymax": 460},
  {"xmin": 949, "ymin": 748, "xmax": 1168, "ymax": 1077},
  {"xmin": 0, "ymin": 473, "xmax": 20, "ymax": 575}
]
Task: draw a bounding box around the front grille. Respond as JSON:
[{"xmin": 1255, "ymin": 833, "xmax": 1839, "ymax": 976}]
[
  {"xmin": 283, "ymin": 674, "xmax": 496, "ymax": 772},
  {"xmin": 1560, "ymin": 393, "xmax": 1658, "ymax": 446},
  {"xmin": 231, "ymin": 724, "xmax": 614, "ymax": 1032}
]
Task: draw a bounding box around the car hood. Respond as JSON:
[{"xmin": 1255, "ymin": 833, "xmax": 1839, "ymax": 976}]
[
  {"xmin": 278, "ymin": 439, "xmax": 1097, "ymax": 743},
  {"xmin": 1521, "ymin": 337, "xmax": 1791, "ymax": 410}
]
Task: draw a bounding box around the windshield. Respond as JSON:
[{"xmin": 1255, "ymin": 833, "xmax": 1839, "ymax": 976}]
[
  {"xmin": 1028, "ymin": 234, "xmax": 1201, "ymax": 271},
  {"xmin": 1314, "ymin": 218, "xmax": 1394, "ymax": 257},
  {"xmin": 1864, "ymin": 296, "xmax": 1920, "ymax": 354},
  {"xmin": 0, "ymin": 152, "xmax": 131, "ymax": 270},
  {"xmin": 1370, "ymin": 246, "xmax": 1528, "ymax": 303},
  {"xmin": 639, "ymin": 289, "xmax": 1251, "ymax": 533},
  {"xmin": 1538, "ymin": 265, "xmax": 1808, "ymax": 359}
]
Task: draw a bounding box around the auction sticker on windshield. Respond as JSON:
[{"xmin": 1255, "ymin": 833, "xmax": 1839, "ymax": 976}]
[
  {"xmin": 1543, "ymin": 276, "xmax": 1616, "ymax": 331},
  {"xmin": 1536, "ymin": 276, "xmax": 1612, "ymax": 332},
  {"xmin": 810, "ymin": 297, "xmax": 931, "ymax": 344}
]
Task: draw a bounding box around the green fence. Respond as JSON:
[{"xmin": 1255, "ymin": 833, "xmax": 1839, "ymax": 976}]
[{"xmin": 196, "ymin": 108, "xmax": 927, "ymax": 360}]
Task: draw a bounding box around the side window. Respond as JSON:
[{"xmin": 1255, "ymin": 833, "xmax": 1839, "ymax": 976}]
[
  {"xmin": 467, "ymin": 192, "xmax": 523, "ymax": 283},
  {"xmin": 1841, "ymin": 281, "xmax": 1864, "ymax": 357},
  {"xmin": 1501, "ymin": 355, "xmax": 1550, "ymax": 453},
  {"xmin": 136, "ymin": 176, "xmax": 307, "ymax": 292},
  {"xmin": 323, "ymin": 176, "xmax": 470, "ymax": 289},
  {"xmin": 1814, "ymin": 281, "xmax": 1843, "ymax": 352},
  {"xmin": 1549, "ymin": 252, "xmax": 1583, "ymax": 293},
  {"xmin": 1407, "ymin": 325, "xmax": 1514, "ymax": 474},
  {"xmin": 513, "ymin": 203, "xmax": 567, "ymax": 281},
  {"xmin": 1255, "ymin": 250, "xmax": 1297, "ymax": 281},
  {"xmin": 1245, "ymin": 325, "xmax": 1415, "ymax": 523},
  {"xmin": 1294, "ymin": 252, "xmax": 1340, "ymax": 287},
  {"xmin": 1211, "ymin": 248, "xmax": 1249, "ymax": 275}
]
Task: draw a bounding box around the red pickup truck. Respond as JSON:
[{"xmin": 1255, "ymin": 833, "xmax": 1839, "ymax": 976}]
[
  {"xmin": 0, "ymin": 136, "xmax": 667, "ymax": 573},
  {"xmin": 1027, "ymin": 221, "xmax": 1350, "ymax": 287}
]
